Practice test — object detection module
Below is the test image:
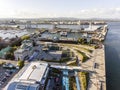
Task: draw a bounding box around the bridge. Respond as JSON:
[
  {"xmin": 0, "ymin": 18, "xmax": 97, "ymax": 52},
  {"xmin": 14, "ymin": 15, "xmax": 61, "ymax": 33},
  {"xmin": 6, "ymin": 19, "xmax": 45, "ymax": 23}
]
[{"xmin": 50, "ymin": 65, "xmax": 95, "ymax": 73}]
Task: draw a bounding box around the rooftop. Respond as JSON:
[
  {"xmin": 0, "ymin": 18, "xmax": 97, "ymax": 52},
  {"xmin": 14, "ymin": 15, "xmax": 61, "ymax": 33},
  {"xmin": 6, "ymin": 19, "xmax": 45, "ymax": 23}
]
[
  {"xmin": 8, "ymin": 82, "xmax": 39, "ymax": 90},
  {"xmin": 6, "ymin": 62, "xmax": 49, "ymax": 90},
  {"xmin": 84, "ymin": 26, "xmax": 101, "ymax": 31},
  {"xmin": 17, "ymin": 62, "xmax": 48, "ymax": 84},
  {"xmin": 22, "ymin": 40, "xmax": 33, "ymax": 46}
]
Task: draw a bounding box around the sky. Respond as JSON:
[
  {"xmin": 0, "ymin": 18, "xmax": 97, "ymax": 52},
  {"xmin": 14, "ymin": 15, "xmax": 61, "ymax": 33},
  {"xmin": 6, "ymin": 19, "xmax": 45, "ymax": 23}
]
[{"xmin": 0, "ymin": 0, "xmax": 120, "ymax": 18}]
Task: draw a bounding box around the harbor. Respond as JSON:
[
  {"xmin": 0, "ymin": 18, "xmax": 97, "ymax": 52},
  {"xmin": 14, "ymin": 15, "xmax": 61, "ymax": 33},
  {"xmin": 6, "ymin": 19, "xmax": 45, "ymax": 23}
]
[{"xmin": 0, "ymin": 20, "xmax": 108, "ymax": 90}]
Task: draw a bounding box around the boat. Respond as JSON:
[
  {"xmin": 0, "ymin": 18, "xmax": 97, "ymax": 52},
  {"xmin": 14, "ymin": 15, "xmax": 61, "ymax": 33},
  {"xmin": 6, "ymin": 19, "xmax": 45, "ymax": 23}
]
[{"xmin": 60, "ymin": 31, "xmax": 67, "ymax": 37}]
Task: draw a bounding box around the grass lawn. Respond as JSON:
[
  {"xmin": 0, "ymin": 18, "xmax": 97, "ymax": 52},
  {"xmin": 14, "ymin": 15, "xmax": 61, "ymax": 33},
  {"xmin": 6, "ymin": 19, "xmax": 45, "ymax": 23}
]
[
  {"xmin": 69, "ymin": 76, "xmax": 77, "ymax": 90},
  {"xmin": 67, "ymin": 61, "xmax": 78, "ymax": 66},
  {"xmin": 78, "ymin": 72, "xmax": 89, "ymax": 90},
  {"xmin": 75, "ymin": 49, "xmax": 89, "ymax": 63}
]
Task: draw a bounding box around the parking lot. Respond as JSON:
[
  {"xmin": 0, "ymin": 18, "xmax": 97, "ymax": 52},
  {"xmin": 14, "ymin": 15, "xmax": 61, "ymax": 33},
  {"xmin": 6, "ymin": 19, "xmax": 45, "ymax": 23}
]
[
  {"xmin": 0, "ymin": 63, "xmax": 18, "ymax": 89},
  {"xmin": 46, "ymin": 68, "xmax": 62, "ymax": 90}
]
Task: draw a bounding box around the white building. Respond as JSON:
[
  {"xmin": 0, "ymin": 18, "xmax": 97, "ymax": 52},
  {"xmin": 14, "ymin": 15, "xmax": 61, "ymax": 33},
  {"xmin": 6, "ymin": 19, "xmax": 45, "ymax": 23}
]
[
  {"xmin": 6, "ymin": 62, "xmax": 49, "ymax": 90},
  {"xmin": 22, "ymin": 39, "xmax": 33, "ymax": 46},
  {"xmin": 84, "ymin": 23, "xmax": 101, "ymax": 32},
  {"xmin": 14, "ymin": 40, "xmax": 34, "ymax": 60}
]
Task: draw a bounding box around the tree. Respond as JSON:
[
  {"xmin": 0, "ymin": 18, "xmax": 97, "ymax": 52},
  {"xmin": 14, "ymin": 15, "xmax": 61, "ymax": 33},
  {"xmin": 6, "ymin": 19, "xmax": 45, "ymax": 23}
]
[
  {"xmin": 33, "ymin": 40, "xmax": 36, "ymax": 46},
  {"xmin": 13, "ymin": 46, "xmax": 18, "ymax": 50},
  {"xmin": 5, "ymin": 52, "xmax": 11, "ymax": 60},
  {"xmin": 17, "ymin": 26, "xmax": 20, "ymax": 29},
  {"xmin": 78, "ymin": 38, "xmax": 85, "ymax": 44},
  {"xmin": 4, "ymin": 47, "xmax": 17, "ymax": 60},
  {"xmin": 17, "ymin": 60, "xmax": 24, "ymax": 69},
  {"xmin": 10, "ymin": 38, "xmax": 22, "ymax": 47},
  {"xmin": 21, "ymin": 35, "xmax": 30, "ymax": 40}
]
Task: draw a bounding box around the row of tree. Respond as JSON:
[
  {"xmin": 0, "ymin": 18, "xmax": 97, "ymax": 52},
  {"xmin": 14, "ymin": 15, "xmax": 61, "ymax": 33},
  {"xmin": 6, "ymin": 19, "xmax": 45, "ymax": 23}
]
[{"xmin": 78, "ymin": 38, "xmax": 93, "ymax": 45}]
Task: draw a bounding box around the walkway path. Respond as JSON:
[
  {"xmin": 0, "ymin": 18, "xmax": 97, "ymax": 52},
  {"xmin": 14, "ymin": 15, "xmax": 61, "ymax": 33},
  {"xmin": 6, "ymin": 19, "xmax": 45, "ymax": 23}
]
[{"xmin": 81, "ymin": 46, "xmax": 106, "ymax": 90}]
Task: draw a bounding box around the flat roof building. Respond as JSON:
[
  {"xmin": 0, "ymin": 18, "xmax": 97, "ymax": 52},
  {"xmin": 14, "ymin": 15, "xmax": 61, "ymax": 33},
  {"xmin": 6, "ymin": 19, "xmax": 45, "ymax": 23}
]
[
  {"xmin": 7, "ymin": 62, "xmax": 49, "ymax": 90},
  {"xmin": 14, "ymin": 39, "xmax": 34, "ymax": 60}
]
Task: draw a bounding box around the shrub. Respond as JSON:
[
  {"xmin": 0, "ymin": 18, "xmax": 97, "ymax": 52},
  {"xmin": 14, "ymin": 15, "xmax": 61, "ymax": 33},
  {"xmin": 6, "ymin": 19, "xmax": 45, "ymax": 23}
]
[
  {"xmin": 60, "ymin": 57, "xmax": 70, "ymax": 63},
  {"xmin": 49, "ymin": 46, "xmax": 59, "ymax": 50},
  {"xmin": 52, "ymin": 68, "xmax": 61, "ymax": 73},
  {"xmin": 67, "ymin": 61, "xmax": 77, "ymax": 66},
  {"xmin": 17, "ymin": 60, "xmax": 24, "ymax": 69},
  {"xmin": 0, "ymin": 61, "xmax": 6, "ymax": 66},
  {"xmin": 76, "ymin": 50, "xmax": 89, "ymax": 63},
  {"xmin": 4, "ymin": 47, "xmax": 17, "ymax": 60},
  {"xmin": 62, "ymin": 50, "xmax": 71, "ymax": 57},
  {"xmin": 21, "ymin": 35, "xmax": 30, "ymax": 40},
  {"xmin": 78, "ymin": 38, "xmax": 86, "ymax": 44},
  {"xmin": 69, "ymin": 76, "xmax": 76, "ymax": 90},
  {"xmin": 10, "ymin": 38, "xmax": 22, "ymax": 47},
  {"xmin": 79, "ymin": 72, "xmax": 89, "ymax": 90},
  {"xmin": 94, "ymin": 45, "xmax": 99, "ymax": 49},
  {"xmin": 5, "ymin": 52, "xmax": 14, "ymax": 60}
]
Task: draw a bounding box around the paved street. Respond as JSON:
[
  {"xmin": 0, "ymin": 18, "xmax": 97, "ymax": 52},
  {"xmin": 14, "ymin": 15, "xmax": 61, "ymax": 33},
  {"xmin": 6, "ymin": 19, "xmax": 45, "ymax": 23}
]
[{"xmin": 0, "ymin": 59, "xmax": 18, "ymax": 65}]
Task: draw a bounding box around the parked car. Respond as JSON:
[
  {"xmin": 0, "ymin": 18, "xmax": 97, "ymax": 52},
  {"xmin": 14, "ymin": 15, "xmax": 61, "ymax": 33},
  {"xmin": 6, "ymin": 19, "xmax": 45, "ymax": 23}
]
[
  {"xmin": 1, "ymin": 78, "xmax": 7, "ymax": 83},
  {"xmin": 3, "ymin": 63, "xmax": 15, "ymax": 69}
]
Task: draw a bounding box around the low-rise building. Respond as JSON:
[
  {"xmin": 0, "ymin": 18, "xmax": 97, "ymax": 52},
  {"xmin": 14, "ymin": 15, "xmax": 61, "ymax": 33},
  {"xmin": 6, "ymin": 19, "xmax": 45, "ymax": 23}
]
[
  {"xmin": 6, "ymin": 62, "xmax": 49, "ymax": 90},
  {"xmin": 14, "ymin": 48, "xmax": 30, "ymax": 60},
  {"xmin": 14, "ymin": 40, "xmax": 34, "ymax": 60},
  {"xmin": 21, "ymin": 39, "xmax": 33, "ymax": 46}
]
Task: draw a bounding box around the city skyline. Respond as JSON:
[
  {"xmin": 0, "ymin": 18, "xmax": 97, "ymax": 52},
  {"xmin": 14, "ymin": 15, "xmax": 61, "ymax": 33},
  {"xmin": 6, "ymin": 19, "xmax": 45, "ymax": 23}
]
[{"xmin": 0, "ymin": 0, "xmax": 120, "ymax": 18}]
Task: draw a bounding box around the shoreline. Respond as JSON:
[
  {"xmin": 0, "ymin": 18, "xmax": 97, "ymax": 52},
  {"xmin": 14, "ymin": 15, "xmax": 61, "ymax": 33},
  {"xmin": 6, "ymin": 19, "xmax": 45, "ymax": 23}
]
[{"xmin": 80, "ymin": 45, "xmax": 106, "ymax": 90}]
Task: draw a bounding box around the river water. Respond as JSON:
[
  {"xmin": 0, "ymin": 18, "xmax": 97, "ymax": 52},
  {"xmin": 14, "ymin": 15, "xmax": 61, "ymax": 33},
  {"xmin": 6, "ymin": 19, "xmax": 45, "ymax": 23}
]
[{"xmin": 105, "ymin": 22, "xmax": 120, "ymax": 90}]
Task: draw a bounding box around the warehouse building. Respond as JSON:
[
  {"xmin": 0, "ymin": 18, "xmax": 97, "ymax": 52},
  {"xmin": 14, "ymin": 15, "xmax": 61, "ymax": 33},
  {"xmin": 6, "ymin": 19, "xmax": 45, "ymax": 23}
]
[{"xmin": 6, "ymin": 62, "xmax": 49, "ymax": 90}]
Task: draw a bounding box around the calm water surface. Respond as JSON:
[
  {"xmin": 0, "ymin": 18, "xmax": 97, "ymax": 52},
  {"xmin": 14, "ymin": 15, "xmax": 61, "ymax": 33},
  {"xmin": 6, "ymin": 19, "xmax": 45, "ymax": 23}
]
[{"xmin": 105, "ymin": 22, "xmax": 120, "ymax": 90}]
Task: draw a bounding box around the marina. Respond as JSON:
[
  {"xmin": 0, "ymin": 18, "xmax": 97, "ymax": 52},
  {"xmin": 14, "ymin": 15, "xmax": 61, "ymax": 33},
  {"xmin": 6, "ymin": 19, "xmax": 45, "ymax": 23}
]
[{"xmin": 0, "ymin": 21, "xmax": 108, "ymax": 90}]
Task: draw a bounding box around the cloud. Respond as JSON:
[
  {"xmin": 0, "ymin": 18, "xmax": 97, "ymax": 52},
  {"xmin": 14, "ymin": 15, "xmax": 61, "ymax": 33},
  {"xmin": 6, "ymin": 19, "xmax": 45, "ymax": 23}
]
[
  {"xmin": 60, "ymin": 7, "xmax": 120, "ymax": 19},
  {"xmin": 74, "ymin": 8, "xmax": 120, "ymax": 18},
  {"xmin": 1, "ymin": 8, "xmax": 120, "ymax": 18}
]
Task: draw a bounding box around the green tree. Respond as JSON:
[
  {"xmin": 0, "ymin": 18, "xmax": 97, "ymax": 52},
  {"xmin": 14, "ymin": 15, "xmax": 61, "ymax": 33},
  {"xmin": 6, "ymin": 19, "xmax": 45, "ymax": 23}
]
[
  {"xmin": 10, "ymin": 38, "xmax": 22, "ymax": 47},
  {"xmin": 5, "ymin": 52, "xmax": 11, "ymax": 60},
  {"xmin": 17, "ymin": 26, "xmax": 20, "ymax": 29},
  {"xmin": 78, "ymin": 38, "xmax": 85, "ymax": 44},
  {"xmin": 21, "ymin": 35, "xmax": 30, "ymax": 40},
  {"xmin": 17, "ymin": 60, "xmax": 24, "ymax": 69},
  {"xmin": 4, "ymin": 47, "xmax": 17, "ymax": 60}
]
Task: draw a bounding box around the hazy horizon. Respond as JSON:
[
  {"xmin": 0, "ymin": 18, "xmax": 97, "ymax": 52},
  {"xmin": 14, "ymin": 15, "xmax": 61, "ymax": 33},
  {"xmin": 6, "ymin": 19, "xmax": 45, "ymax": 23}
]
[{"xmin": 0, "ymin": 0, "xmax": 120, "ymax": 18}]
